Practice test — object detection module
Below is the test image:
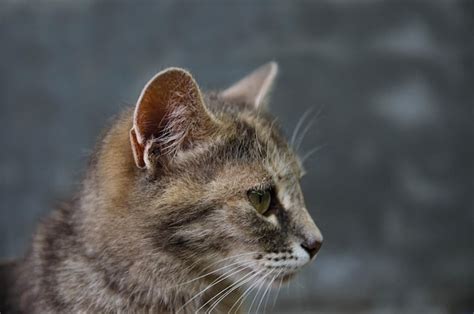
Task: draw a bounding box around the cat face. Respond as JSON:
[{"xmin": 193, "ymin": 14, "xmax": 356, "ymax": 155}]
[
  {"xmin": 130, "ymin": 63, "xmax": 322, "ymax": 290},
  {"xmin": 195, "ymin": 126, "xmax": 322, "ymax": 286}
]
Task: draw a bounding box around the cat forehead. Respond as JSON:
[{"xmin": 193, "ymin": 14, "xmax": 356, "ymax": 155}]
[
  {"xmin": 216, "ymin": 111, "xmax": 301, "ymax": 181},
  {"xmin": 237, "ymin": 113, "xmax": 301, "ymax": 180},
  {"xmin": 168, "ymin": 92, "xmax": 301, "ymax": 185}
]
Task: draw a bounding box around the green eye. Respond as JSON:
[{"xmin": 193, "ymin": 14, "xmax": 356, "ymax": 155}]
[{"xmin": 247, "ymin": 189, "xmax": 271, "ymax": 215}]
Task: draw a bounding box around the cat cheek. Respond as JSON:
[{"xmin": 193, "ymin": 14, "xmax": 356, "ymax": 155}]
[{"xmin": 264, "ymin": 213, "xmax": 280, "ymax": 228}]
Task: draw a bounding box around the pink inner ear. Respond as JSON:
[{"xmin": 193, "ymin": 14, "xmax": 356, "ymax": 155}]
[
  {"xmin": 130, "ymin": 68, "xmax": 212, "ymax": 168},
  {"xmin": 133, "ymin": 72, "xmax": 181, "ymax": 145}
]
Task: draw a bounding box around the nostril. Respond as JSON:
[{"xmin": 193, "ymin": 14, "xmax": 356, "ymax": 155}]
[{"xmin": 301, "ymin": 239, "xmax": 322, "ymax": 259}]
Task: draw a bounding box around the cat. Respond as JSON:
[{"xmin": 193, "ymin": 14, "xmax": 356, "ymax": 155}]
[{"xmin": 0, "ymin": 62, "xmax": 323, "ymax": 313}]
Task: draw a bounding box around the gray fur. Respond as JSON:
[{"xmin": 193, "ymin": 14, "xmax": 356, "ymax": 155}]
[{"xmin": 1, "ymin": 64, "xmax": 322, "ymax": 313}]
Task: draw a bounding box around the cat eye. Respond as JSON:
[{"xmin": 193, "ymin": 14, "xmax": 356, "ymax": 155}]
[{"xmin": 247, "ymin": 189, "xmax": 271, "ymax": 215}]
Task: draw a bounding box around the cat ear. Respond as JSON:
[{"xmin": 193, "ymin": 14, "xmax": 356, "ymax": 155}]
[
  {"xmin": 220, "ymin": 62, "xmax": 278, "ymax": 109},
  {"xmin": 130, "ymin": 68, "xmax": 216, "ymax": 169}
]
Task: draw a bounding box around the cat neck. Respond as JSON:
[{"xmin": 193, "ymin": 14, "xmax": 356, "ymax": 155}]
[
  {"xmin": 18, "ymin": 201, "xmax": 243, "ymax": 313},
  {"xmin": 16, "ymin": 110, "xmax": 244, "ymax": 312}
]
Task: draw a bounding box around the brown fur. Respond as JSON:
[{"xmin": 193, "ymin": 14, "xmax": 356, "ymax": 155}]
[{"xmin": 1, "ymin": 63, "xmax": 322, "ymax": 313}]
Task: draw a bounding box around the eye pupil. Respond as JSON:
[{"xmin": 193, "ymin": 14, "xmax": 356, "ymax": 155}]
[{"xmin": 247, "ymin": 189, "xmax": 271, "ymax": 215}]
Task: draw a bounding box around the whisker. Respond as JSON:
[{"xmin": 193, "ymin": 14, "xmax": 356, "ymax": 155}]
[
  {"xmin": 271, "ymin": 272, "xmax": 285, "ymax": 311},
  {"xmin": 295, "ymin": 103, "xmax": 325, "ymax": 152},
  {"xmin": 247, "ymin": 270, "xmax": 274, "ymax": 314},
  {"xmin": 202, "ymin": 271, "xmax": 255, "ymax": 313},
  {"xmin": 229, "ymin": 275, "xmax": 259, "ymax": 314},
  {"xmin": 295, "ymin": 117, "xmax": 315, "ymax": 152},
  {"xmin": 170, "ymin": 255, "xmax": 257, "ymax": 289},
  {"xmin": 206, "ymin": 269, "xmax": 263, "ymax": 313},
  {"xmin": 301, "ymin": 144, "xmax": 326, "ymax": 165},
  {"xmin": 290, "ymin": 108, "xmax": 313, "ymax": 147},
  {"xmin": 176, "ymin": 261, "xmax": 252, "ymax": 313},
  {"xmin": 181, "ymin": 251, "xmax": 259, "ymax": 277},
  {"xmin": 230, "ymin": 268, "xmax": 269, "ymax": 314},
  {"xmin": 247, "ymin": 281, "xmax": 265, "ymax": 313},
  {"xmin": 198, "ymin": 251, "xmax": 259, "ymax": 272},
  {"xmin": 263, "ymin": 269, "xmax": 282, "ymax": 313},
  {"xmin": 256, "ymin": 270, "xmax": 277, "ymax": 314}
]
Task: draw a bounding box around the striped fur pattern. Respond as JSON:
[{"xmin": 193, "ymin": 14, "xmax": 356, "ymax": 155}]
[{"xmin": 4, "ymin": 63, "xmax": 323, "ymax": 313}]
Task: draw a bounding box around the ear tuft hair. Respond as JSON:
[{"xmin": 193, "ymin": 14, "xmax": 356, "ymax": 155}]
[{"xmin": 130, "ymin": 68, "xmax": 216, "ymax": 169}]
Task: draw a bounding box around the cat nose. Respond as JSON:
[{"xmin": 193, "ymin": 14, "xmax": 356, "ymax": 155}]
[{"xmin": 301, "ymin": 238, "xmax": 322, "ymax": 259}]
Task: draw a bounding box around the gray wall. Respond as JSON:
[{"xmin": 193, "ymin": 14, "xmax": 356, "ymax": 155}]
[{"xmin": 0, "ymin": 1, "xmax": 472, "ymax": 313}]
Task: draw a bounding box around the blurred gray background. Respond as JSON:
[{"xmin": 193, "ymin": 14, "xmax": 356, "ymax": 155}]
[{"xmin": 0, "ymin": 1, "xmax": 472, "ymax": 313}]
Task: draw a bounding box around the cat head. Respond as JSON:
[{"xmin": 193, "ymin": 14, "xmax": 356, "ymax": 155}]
[{"xmin": 128, "ymin": 62, "xmax": 323, "ymax": 288}]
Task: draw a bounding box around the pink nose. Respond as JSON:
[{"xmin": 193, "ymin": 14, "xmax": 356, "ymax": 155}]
[{"xmin": 301, "ymin": 238, "xmax": 322, "ymax": 259}]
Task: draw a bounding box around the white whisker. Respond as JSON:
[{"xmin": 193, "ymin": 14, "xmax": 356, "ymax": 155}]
[
  {"xmin": 206, "ymin": 269, "xmax": 263, "ymax": 313},
  {"xmin": 181, "ymin": 251, "xmax": 259, "ymax": 277},
  {"xmin": 171, "ymin": 254, "xmax": 257, "ymax": 289},
  {"xmin": 295, "ymin": 117, "xmax": 315, "ymax": 152},
  {"xmin": 290, "ymin": 108, "xmax": 313, "ymax": 147},
  {"xmin": 301, "ymin": 144, "xmax": 326, "ymax": 165},
  {"xmin": 271, "ymin": 272, "xmax": 285, "ymax": 311},
  {"xmin": 247, "ymin": 270, "xmax": 274, "ymax": 314},
  {"xmin": 176, "ymin": 261, "xmax": 252, "ymax": 313},
  {"xmin": 256, "ymin": 270, "xmax": 277, "ymax": 314},
  {"xmin": 203, "ymin": 271, "xmax": 255, "ymax": 313},
  {"xmin": 263, "ymin": 269, "xmax": 282, "ymax": 313},
  {"xmin": 229, "ymin": 269, "xmax": 267, "ymax": 314},
  {"xmin": 296, "ymin": 103, "xmax": 325, "ymax": 152}
]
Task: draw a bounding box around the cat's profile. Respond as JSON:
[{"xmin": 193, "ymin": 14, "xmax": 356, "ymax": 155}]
[{"xmin": 0, "ymin": 62, "xmax": 323, "ymax": 313}]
